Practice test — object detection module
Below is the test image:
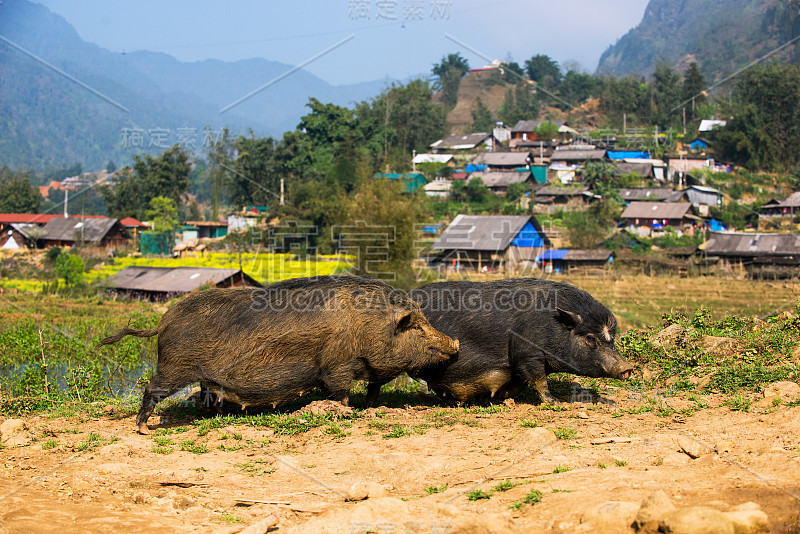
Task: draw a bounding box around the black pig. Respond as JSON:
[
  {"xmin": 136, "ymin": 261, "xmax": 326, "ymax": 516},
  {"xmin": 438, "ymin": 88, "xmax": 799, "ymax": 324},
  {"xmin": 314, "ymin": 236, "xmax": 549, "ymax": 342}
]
[
  {"xmin": 409, "ymin": 278, "xmax": 632, "ymax": 404},
  {"xmin": 101, "ymin": 275, "xmax": 459, "ymax": 434}
]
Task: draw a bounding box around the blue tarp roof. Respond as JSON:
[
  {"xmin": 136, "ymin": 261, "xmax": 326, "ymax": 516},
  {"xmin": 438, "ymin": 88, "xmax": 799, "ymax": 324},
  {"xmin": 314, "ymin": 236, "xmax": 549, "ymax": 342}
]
[
  {"xmin": 510, "ymin": 221, "xmax": 546, "ymax": 248},
  {"xmin": 608, "ymin": 151, "xmax": 649, "ymax": 160},
  {"xmin": 536, "ymin": 249, "xmax": 569, "ymax": 261},
  {"xmin": 708, "ymin": 219, "xmax": 728, "ymax": 232}
]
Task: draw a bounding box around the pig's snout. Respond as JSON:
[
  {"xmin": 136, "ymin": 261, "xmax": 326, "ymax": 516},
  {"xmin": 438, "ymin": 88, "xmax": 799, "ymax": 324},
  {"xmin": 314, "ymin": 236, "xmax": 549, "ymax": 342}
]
[
  {"xmin": 452, "ymin": 339, "xmax": 460, "ymax": 353},
  {"xmin": 614, "ymin": 362, "xmax": 634, "ymax": 380}
]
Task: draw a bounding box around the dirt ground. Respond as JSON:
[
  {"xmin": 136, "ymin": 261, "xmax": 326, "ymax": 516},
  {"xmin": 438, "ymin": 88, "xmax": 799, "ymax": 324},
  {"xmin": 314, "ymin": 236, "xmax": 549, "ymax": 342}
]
[{"xmin": 1, "ymin": 385, "xmax": 800, "ymax": 534}]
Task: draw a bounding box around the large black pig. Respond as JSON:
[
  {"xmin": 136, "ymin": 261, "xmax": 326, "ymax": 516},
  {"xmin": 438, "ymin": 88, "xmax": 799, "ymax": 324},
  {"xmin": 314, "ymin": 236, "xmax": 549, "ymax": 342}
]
[
  {"xmin": 409, "ymin": 278, "xmax": 632, "ymax": 404},
  {"xmin": 101, "ymin": 275, "xmax": 459, "ymax": 434}
]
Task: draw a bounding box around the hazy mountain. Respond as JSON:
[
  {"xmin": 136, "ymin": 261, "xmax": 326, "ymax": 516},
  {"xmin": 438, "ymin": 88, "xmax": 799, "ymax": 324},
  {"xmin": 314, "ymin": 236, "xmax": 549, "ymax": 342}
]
[
  {"xmin": 0, "ymin": 0, "xmax": 391, "ymax": 171},
  {"xmin": 596, "ymin": 0, "xmax": 800, "ymax": 79}
]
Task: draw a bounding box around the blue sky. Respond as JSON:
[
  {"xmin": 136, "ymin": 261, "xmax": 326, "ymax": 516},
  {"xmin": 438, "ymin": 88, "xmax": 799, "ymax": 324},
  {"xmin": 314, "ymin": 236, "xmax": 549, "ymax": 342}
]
[{"xmin": 34, "ymin": 0, "xmax": 648, "ymax": 85}]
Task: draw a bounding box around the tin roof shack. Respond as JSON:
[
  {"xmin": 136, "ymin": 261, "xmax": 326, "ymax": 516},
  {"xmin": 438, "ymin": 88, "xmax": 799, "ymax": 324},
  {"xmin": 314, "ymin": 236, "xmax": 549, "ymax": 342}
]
[
  {"xmin": 100, "ymin": 266, "xmax": 262, "ymax": 301},
  {"xmin": 468, "ymin": 171, "xmax": 534, "ymax": 195},
  {"xmin": 431, "ymin": 214, "xmax": 550, "ymax": 273},
  {"xmin": 760, "ymin": 192, "xmax": 800, "ymax": 218},
  {"xmin": 424, "ymin": 178, "xmax": 452, "ymax": 198},
  {"xmin": 550, "ymin": 146, "xmax": 608, "ymax": 164},
  {"xmin": 704, "ymin": 232, "xmax": 800, "ymax": 278},
  {"xmin": 619, "ymin": 188, "xmax": 675, "ymax": 203},
  {"xmin": 374, "ymin": 173, "xmax": 428, "ymax": 193},
  {"xmin": 613, "ymin": 161, "xmax": 656, "ymax": 181},
  {"xmin": 182, "ymin": 221, "xmax": 228, "ymax": 239},
  {"xmin": 536, "ymin": 249, "xmax": 614, "ymax": 274},
  {"xmin": 533, "ymin": 185, "xmax": 595, "ymax": 208},
  {"xmin": 621, "ymin": 202, "xmax": 697, "ymax": 229},
  {"xmin": 40, "ymin": 217, "xmax": 129, "ymax": 249},
  {"xmin": 0, "ymin": 223, "xmax": 40, "ymax": 250},
  {"xmin": 430, "ymin": 132, "xmax": 498, "ymax": 153},
  {"xmin": 471, "ymin": 152, "xmax": 532, "ymax": 171}
]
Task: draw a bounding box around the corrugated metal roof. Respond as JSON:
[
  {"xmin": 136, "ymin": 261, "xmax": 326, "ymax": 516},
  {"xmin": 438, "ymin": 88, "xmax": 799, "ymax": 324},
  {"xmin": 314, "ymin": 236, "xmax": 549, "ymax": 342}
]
[
  {"xmin": 413, "ymin": 154, "xmax": 454, "ymax": 164},
  {"xmin": 619, "ymin": 188, "xmax": 674, "ymax": 201},
  {"xmin": 621, "ymin": 202, "xmax": 692, "ymax": 220},
  {"xmin": 41, "ymin": 217, "xmax": 122, "ymax": 244},
  {"xmin": 534, "ymin": 185, "xmax": 589, "ymax": 196},
  {"xmin": 705, "ymin": 232, "xmax": 800, "ymax": 257},
  {"xmin": 430, "ymin": 133, "xmax": 493, "ymax": 149},
  {"xmin": 472, "ymin": 152, "xmax": 531, "ymax": 166},
  {"xmin": 537, "ymin": 249, "xmax": 569, "ymax": 261},
  {"xmin": 775, "ymin": 192, "xmax": 800, "ymax": 208},
  {"xmin": 565, "ymin": 249, "xmax": 613, "ymax": 261},
  {"xmin": 615, "ymin": 162, "xmax": 654, "ymax": 177},
  {"xmin": 101, "ymin": 266, "xmax": 262, "ymax": 293},
  {"xmin": 469, "ymin": 171, "xmax": 531, "ymax": 188},
  {"xmin": 550, "ymin": 149, "xmax": 607, "ymax": 162},
  {"xmin": 432, "ymin": 215, "xmax": 547, "ymax": 251}
]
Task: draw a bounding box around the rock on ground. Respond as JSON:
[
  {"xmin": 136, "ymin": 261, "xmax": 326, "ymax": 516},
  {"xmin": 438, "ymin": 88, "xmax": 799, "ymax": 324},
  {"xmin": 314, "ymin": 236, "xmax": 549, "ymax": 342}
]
[
  {"xmin": 581, "ymin": 501, "xmax": 639, "ymax": 529},
  {"xmin": 635, "ymin": 490, "xmax": 677, "ymax": 529},
  {"xmin": 722, "ymin": 509, "xmax": 769, "ymax": 534},
  {"xmin": 0, "ymin": 419, "xmax": 28, "ymax": 447},
  {"xmin": 660, "ymin": 506, "xmax": 735, "ymax": 534}
]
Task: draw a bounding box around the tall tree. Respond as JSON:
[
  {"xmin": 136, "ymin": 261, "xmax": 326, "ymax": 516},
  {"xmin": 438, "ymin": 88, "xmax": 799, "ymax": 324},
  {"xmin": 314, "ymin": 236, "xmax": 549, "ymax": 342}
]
[
  {"xmin": 649, "ymin": 61, "xmax": 682, "ymax": 129},
  {"xmin": 206, "ymin": 127, "xmax": 233, "ymax": 220},
  {"xmin": 471, "ymin": 97, "xmax": 494, "ymax": 132},
  {"xmin": 0, "ymin": 168, "xmax": 41, "ymax": 213},
  {"xmin": 524, "ymin": 55, "xmax": 561, "ymax": 89},
  {"xmin": 682, "ymin": 62, "xmax": 706, "ymax": 120},
  {"xmin": 432, "ymin": 53, "xmax": 470, "ymax": 109},
  {"xmin": 229, "ymin": 135, "xmax": 279, "ymax": 207}
]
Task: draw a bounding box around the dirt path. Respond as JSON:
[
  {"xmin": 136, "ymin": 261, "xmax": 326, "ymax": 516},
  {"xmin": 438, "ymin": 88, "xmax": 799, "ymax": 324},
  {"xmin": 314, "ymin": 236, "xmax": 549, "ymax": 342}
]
[{"xmin": 1, "ymin": 388, "xmax": 799, "ymax": 533}]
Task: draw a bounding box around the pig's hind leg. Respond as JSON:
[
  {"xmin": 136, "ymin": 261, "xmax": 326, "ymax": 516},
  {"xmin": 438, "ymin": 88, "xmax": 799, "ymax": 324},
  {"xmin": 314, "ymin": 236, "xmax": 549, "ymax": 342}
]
[
  {"xmin": 516, "ymin": 360, "xmax": 560, "ymax": 405},
  {"xmin": 136, "ymin": 373, "xmax": 190, "ymax": 435}
]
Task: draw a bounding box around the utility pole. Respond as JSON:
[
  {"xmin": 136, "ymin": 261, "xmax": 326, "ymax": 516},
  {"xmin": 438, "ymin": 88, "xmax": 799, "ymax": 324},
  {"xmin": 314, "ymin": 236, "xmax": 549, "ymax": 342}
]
[
  {"xmin": 63, "ymin": 188, "xmax": 68, "ymax": 218},
  {"xmin": 682, "ymin": 107, "xmax": 686, "ymax": 136},
  {"xmin": 412, "ymin": 149, "xmax": 416, "ymax": 172},
  {"xmin": 280, "ymin": 178, "xmax": 285, "ymax": 206}
]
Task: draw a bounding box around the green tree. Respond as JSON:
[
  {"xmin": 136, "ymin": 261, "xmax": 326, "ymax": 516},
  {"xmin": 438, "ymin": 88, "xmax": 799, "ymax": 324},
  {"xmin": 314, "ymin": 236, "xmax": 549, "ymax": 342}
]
[
  {"xmin": 229, "ymin": 135, "xmax": 280, "ymax": 207},
  {"xmin": 559, "ymin": 70, "xmax": 603, "ymax": 105},
  {"xmin": 0, "ymin": 168, "xmax": 40, "ymax": 213},
  {"xmin": 432, "ymin": 53, "xmax": 470, "ymax": 109},
  {"xmin": 465, "ymin": 177, "xmax": 490, "ymax": 203},
  {"xmin": 471, "ymin": 97, "xmax": 494, "ymax": 132},
  {"xmin": 145, "ymin": 196, "xmax": 178, "ymax": 255},
  {"xmin": 101, "ymin": 145, "xmax": 191, "ymax": 220},
  {"xmin": 714, "ymin": 64, "xmax": 800, "ymax": 170},
  {"xmin": 682, "ymin": 62, "xmax": 706, "ymax": 120},
  {"xmin": 106, "ymin": 160, "xmax": 117, "ymax": 173},
  {"xmin": 503, "ymin": 61, "xmax": 525, "ymax": 83},
  {"xmin": 54, "ymin": 252, "xmax": 84, "ymax": 288},
  {"xmin": 649, "ymin": 61, "xmax": 682, "ymax": 129},
  {"xmin": 524, "ymin": 55, "xmax": 561, "ymax": 89},
  {"xmin": 145, "ymin": 196, "xmax": 178, "ymax": 233},
  {"xmin": 206, "ymin": 127, "xmax": 233, "ymax": 220},
  {"xmin": 506, "ymin": 182, "xmax": 531, "ymax": 203}
]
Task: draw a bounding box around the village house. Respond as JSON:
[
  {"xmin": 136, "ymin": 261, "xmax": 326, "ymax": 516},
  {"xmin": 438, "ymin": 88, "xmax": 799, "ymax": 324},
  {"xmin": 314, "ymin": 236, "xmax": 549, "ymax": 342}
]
[
  {"xmin": 621, "ymin": 202, "xmax": 697, "ymax": 229},
  {"xmin": 423, "ymin": 178, "xmax": 452, "ymax": 198},
  {"xmin": 467, "ymin": 171, "xmax": 535, "ymax": 195},
  {"xmin": 374, "ymin": 172, "xmax": 428, "ymax": 193},
  {"xmin": 412, "ymin": 153, "xmax": 455, "ymax": 168},
  {"xmin": 704, "ymin": 232, "xmax": 800, "ymax": 278},
  {"xmin": 533, "ymin": 184, "xmax": 595, "ymax": 206},
  {"xmin": 431, "ymin": 214, "xmax": 550, "ymax": 273},
  {"xmin": 549, "ymin": 145, "xmax": 608, "ymax": 165},
  {"xmin": 101, "ymin": 266, "xmax": 262, "ymax": 301},
  {"xmin": 429, "ymin": 132, "xmax": 498, "ymax": 153},
  {"xmin": 470, "ymin": 151, "xmax": 532, "ymax": 172},
  {"xmin": 760, "ymin": 192, "xmax": 800, "ymax": 218},
  {"xmin": 39, "ymin": 217, "xmax": 129, "ymax": 249},
  {"xmin": 535, "ymin": 249, "xmax": 614, "ymax": 274},
  {"xmin": 0, "ymin": 223, "xmax": 40, "ymax": 250}
]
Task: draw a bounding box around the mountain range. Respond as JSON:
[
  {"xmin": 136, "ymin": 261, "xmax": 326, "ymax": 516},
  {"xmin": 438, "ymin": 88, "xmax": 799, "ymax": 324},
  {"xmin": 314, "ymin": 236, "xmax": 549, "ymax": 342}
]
[
  {"xmin": 0, "ymin": 0, "xmax": 391, "ymax": 171},
  {"xmin": 597, "ymin": 0, "xmax": 800, "ymax": 79}
]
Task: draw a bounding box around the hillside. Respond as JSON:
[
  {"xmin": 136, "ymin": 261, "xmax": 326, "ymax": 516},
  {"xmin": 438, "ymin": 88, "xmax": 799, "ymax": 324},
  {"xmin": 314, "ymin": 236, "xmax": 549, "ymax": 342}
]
[
  {"xmin": 596, "ymin": 0, "xmax": 800, "ymax": 79},
  {"xmin": 440, "ymin": 71, "xmax": 512, "ymax": 133},
  {"xmin": 0, "ymin": 0, "xmax": 389, "ymax": 171}
]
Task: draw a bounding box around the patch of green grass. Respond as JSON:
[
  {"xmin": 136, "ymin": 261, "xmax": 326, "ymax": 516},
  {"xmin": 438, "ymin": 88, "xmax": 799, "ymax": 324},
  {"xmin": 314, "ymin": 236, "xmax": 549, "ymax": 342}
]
[
  {"xmin": 180, "ymin": 439, "xmax": 209, "ymax": 454},
  {"xmin": 723, "ymin": 395, "xmax": 751, "ymax": 412},
  {"xmin": 520, "ymin": 418, "xmax": 540, "ymax": 428},
  {"xmin": 368, "ymin": 420, "xmax": 389, "ymax": 431},
  {"xmin": 217, "ymin": 443, "xmax": 244, "ymax": 452},
  {"xmin": 492, "ymin": 480, "xmax": 520, "ymax": 492},
  {"xmin": 597, "ymin": 462, "xmax": 608, "ymax": 469},
  {"xmin": 539, "ymin": 404, "xmax": 569, "ymax": 412},
  {"xmin": 467, "ymin": 489, "xmax": 492, "ymax": 501},
  {"xmin": 553, "ymin": 465, "xmax": 572, "ymax": 474},
  {"xmin": 151, "ymin": 426, "xmax": 190, "ymax": 436},
  {"xmin": 615, "ymin": 459, "xmax": 628, "ymax": 467},
  {"xmin": 788, "ymin": 398, "xmax": 800, "ymax": 407},
  {"xmin": 191, "ymin": 410, "xmax": 360, "ymax": 438},
  {"xmin": 554, "ymin": 427, "xmax": 577, "ymax": 440},
  {"xmin": 42, "ymin": 438, "xmax": 58, "ymax": 450},
  {"xmin": 76, "ymin": 432, "xmax": 105, "ymax": 452},
  {"xmin": 383, "ymin": 424, "xmax": 412, "ymax": 439},
  {"xmin": 463, "ymin": 405, "xmax": 509, "ymax": 415},
  {"xmin": 152, "ymin": 445, "xmax": 173, "ymax": 455},
  {"xmin": 219, "ymin": 512, "xmax": 244, "ymax": 524},
  {"xmin": 323, "ymin": 424, "xmax": 347, "ymax": 439},
  {"xmin": 510, "ymin": 489, "xmax": 543, "ymax": 510},
  {"xmin": 152, "ymin": 436, "xmax": 173, "ymax": 447},
  {"xmin": 234, "ymin": 459, "xmax": 275, "ymax": 477},
  {"xmin": 551, "ymin": 489, "xmax": 573, "ymax": 493},
  {"xmin": 425, "ymin": 483, "xmax": 448, "ymax": 495}
]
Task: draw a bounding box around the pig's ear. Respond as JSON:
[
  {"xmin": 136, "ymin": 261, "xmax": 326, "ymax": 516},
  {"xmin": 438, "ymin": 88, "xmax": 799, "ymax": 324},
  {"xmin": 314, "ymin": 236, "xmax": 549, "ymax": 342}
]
[
  {"xmin": 394, "ymin": 310, "xmax": 415, "ymax": 334},
  {"xmin": 556, "ymin": 308, "xmax": 582, "ymax": 329}
]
